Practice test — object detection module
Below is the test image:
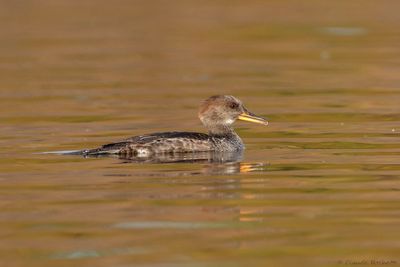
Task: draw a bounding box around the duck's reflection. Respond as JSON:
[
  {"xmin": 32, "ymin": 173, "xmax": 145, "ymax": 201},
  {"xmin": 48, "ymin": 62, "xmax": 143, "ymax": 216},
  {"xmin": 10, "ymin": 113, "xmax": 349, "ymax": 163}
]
[
  {"xmin": 91, "ymin": 151, "xmax": 268, "ymax": 175},
  {"xmin": 117, "ymin": 151, "xmax": 243, "ymax": 164},
  {"xmin": 98, "ymin": 152, "xmax": 269, "ymax": 227}
]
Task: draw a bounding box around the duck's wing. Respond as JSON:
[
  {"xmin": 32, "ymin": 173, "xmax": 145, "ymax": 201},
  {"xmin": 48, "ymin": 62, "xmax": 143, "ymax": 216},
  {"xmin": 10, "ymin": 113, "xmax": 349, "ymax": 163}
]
[
  {"xmin": 83, "ymin": 131, "xmax": 210, "ymax": 155},
  {"xmin": 124, "ymin": 131, "xmax": 210, "ymax": 143}
]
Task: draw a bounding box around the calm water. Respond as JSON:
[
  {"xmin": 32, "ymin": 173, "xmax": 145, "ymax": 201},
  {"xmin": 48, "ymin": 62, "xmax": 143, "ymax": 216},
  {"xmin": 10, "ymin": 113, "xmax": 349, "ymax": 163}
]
[{"xmin": 1, "ymin": 1, "xmax": 400, "ymax": 266}]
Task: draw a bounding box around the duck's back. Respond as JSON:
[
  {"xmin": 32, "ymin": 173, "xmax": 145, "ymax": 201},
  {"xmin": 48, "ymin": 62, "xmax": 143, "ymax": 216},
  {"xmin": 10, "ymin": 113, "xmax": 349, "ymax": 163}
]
[{"xmin": 84, "ymin": 131, "xmax": 213, "ymax": 156}]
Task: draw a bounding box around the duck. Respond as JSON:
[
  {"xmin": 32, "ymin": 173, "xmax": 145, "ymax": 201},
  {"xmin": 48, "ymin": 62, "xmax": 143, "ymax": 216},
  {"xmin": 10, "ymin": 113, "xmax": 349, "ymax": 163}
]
[{"xmin": 81, "ymin": 95, "xmax": 268, "ymax": 157}]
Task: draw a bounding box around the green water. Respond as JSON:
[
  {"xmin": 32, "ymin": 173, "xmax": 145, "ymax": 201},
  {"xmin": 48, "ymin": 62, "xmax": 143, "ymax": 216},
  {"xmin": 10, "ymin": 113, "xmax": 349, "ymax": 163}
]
[{"xmin": 1, "ymin": 1, "xmax": 400, "ymax": 266}]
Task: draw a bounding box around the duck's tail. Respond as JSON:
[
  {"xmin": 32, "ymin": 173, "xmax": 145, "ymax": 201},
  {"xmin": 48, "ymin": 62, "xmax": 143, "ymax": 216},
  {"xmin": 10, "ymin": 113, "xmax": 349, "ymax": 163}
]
[
  {"xmin": 38, "ymin": 148, "xmax": 118, "ymax": 156},
  {"xmin": 37, "ymin": 150, "xmax": 87, "ymax": 155},
  {"xmin": 39, "ymin": 141, "xmax": 130, "ymax": 156}
]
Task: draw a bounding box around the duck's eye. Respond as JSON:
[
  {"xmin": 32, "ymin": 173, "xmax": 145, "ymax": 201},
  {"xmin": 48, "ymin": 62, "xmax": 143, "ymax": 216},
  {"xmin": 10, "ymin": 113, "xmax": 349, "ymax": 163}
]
[{"xmin": 229, "ymin": 102, "xmax": 239, "ymax": 109}]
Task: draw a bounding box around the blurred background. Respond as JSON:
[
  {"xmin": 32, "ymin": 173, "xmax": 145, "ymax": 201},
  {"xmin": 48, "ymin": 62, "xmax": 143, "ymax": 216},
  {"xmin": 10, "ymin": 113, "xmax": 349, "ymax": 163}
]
[{"xmin": 1, "ymin": 1, "xmax": 400, "ymax": 267}]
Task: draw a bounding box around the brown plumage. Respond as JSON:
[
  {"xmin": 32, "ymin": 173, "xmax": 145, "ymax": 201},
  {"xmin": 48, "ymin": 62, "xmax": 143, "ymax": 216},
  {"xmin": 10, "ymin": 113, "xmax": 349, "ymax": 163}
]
[{"xmin": 81, "ymin": 95, "xmax": 268, "ymax": 157}]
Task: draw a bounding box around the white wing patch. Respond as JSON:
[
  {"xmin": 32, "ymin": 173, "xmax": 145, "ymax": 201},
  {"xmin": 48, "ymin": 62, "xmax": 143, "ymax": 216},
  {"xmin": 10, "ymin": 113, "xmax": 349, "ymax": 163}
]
[{"xmin": 135, "ymin": 148, "xmax": 152, "ymax": 157}]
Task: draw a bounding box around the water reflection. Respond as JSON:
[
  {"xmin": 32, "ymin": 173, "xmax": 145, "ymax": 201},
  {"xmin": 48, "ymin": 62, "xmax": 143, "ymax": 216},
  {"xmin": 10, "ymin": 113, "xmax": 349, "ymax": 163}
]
[
  {"xmin": 120, "ymin": 151, "xmax": 268, "ymax": 175},
  {"xmin": 47, "ymin": 150, "xmax": 268, "ymax": 175},
  {"xmin": 116, "ymin": 151, "xmax": 244, "ymax": 164},
  {"xmin": 95, "ymin": 151, "xmax": 268, "ymax": 175},
  {"xmin": 207, "ymin": 161, "xmax": 267, "ymax": 175},
  {"xmin": 51, "ymin": 247, "xmax": 148, "ymax": 260}
]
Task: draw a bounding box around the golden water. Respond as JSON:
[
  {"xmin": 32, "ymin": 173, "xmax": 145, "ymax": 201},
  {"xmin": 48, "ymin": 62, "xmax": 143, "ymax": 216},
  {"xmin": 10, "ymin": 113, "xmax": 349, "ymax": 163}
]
[{"xmin": 1, "ymin": 1, "xmax": 400, "ymax": 266}]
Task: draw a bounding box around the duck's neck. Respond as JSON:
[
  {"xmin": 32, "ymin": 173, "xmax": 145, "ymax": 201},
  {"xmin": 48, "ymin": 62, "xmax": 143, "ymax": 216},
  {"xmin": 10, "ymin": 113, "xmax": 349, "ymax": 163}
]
[
  {"xmin": 207, "ymin": 125, "xmax": 235, "ymax": 137},
  {"xmin": 208, "ymin": 125, "xmax": 244, "ymax": 150}
]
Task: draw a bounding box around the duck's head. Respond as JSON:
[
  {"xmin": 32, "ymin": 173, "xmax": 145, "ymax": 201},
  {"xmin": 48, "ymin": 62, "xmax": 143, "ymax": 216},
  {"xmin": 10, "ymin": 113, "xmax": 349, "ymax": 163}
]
[{"xmin": 198, "ymin": 95, "xmax": 268, "ymax": 135}]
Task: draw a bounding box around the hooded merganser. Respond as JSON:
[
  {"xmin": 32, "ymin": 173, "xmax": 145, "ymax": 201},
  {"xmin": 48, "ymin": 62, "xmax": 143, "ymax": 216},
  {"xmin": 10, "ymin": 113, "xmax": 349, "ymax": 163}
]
[{"xmin": 81, "ymin": 95, "xmax": 268, "ymax": 157}]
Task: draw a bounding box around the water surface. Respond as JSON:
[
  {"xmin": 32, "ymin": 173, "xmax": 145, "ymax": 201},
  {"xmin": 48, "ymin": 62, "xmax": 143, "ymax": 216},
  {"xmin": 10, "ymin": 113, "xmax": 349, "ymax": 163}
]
[{"xmin": 1, "ymin": 1, "xmax": 400, "ymax": 266}]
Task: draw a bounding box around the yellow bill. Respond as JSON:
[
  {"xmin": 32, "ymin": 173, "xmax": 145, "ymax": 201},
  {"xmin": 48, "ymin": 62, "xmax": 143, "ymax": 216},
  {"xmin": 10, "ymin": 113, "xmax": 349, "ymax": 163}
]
[{"xmin": 238, "ymin": 112, "xmax": 268, "ymax": 126}]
